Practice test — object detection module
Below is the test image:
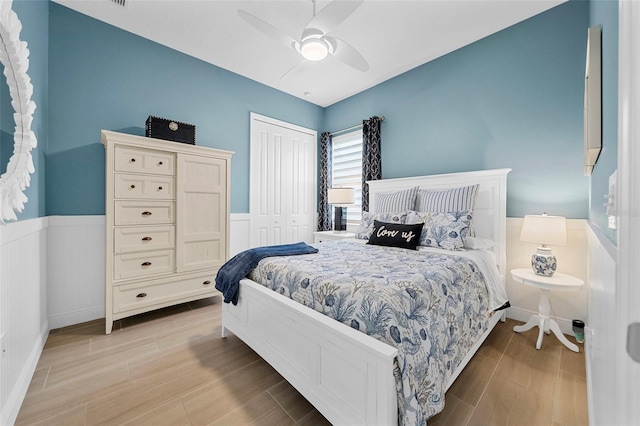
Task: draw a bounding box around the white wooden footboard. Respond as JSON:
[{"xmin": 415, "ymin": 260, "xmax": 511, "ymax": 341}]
[{"xmin": 222, "ymin": 278, "xmax": 398, "ymax": 426}]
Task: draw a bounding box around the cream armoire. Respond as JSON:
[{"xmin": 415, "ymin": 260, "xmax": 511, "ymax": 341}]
[{"xmin": 102, "ymin": 130, "xmax": 233, "ymax": 334}]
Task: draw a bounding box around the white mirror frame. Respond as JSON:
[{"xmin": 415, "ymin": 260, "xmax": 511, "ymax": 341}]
[{"xmin": 0, "ymin": 0, "xmax": 37, "ymax": 224}]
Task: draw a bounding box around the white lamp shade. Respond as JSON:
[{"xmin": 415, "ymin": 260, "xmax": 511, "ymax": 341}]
[
  {"xmin": 520, "ymin": 214, "xmax": 567, "ymax": 246},
  {"xmin": 328, "ymin": 187, "xmax": 355, "ymax": 206}
]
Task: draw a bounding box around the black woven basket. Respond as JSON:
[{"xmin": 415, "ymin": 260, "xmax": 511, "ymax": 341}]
[{"xmin": 145, "ymin": 116, "xmax": 195, "ymax": 145}]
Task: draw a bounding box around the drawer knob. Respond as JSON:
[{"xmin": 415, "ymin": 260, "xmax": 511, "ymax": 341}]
[
  {"xmin": 158, "ymin": 186, "xmax": 163, "ymax": 191},
  {"xmin": 158, "ymin": 161, "xmax": 163, "ymax": 165},
  {"xmin": 141, "ymin": 211, "xmax": 152, "ymax": 216},
  {"xmin": 130, "ymin": 184, "xmax": 136, "ymax": 189},
  {"xmin": 131, "ymin": 158, "xmax": 136, "ymax": 163},
  {"xmin": 141, "ymin": 262, "xmax": 152, "ymax": 266},
  {"xmin": 141, "ymin": 237, "xmax": 152, "ymax": 241},
  {"xmin": 136, "ymin": 292, "xmax": 147, "ymax": 298},
  {"xmin": 203, "ymin": 280, "xmax": 211, "ymax": 285}
]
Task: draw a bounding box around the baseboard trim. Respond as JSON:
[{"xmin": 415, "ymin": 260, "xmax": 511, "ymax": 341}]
[
  {"xmin": 48, "ymin": 306, "xmax": 104, "ymax": 330},
  {"xmin": 0, "ymin": 320, "xmax": 48, "ymax": 426},
  {"xmin": 584, "ymin": 326, "xmax": 595, "ymax": 426}
]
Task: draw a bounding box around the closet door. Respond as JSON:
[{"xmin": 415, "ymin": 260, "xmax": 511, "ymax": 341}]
[
  {"xmin": 250, "ymin": 114, "xmax": 317, "ymax": 247},
  {"xmin": 286, "ymin": 129, "xmax": 316, "ymax": 243}
]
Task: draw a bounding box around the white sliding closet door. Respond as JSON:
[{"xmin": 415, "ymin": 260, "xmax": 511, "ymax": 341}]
[{"xmin": 250, "ymin": 113, "xmax": 317, "ymax": 247}]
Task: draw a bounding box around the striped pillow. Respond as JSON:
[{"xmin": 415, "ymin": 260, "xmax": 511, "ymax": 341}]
[
  {"xmin": 374, "ymin": 187, "xmax": 418, "ymax": 213},
  {"xmin": 415, "ymin": 184, "xmax": 479, "ymax": 213}
]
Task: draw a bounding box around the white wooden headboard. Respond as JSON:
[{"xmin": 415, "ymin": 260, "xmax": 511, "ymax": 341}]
[{"xmin": 367, "ymin": 168, "xmax": 511, "ymax": 277}]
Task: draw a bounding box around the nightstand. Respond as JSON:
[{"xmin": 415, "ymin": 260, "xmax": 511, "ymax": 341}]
[
  {"xmin": 313, "ymin": 231, "xmax": 355, "ymax": 243},
  {"xmin": 511, "ymin": 268, "xmax": 584, "ymax": 352}
]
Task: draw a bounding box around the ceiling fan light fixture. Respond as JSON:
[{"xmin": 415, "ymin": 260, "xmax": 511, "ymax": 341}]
[{"xmin": 300, "ymin": 38, "xmax": 328, "ymax": 61}]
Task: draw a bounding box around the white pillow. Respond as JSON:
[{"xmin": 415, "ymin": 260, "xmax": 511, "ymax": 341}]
[{"xmin": 463, "ymin": 236, "xmax": 495, "ymax": 250}]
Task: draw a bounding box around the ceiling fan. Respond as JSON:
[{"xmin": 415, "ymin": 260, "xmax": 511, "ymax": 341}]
[{"xmin": 238, "ymin": 0, "xmax": 369, "ymax": 77}]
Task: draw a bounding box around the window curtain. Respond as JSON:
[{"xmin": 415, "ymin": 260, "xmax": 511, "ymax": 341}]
[
  {"xmin": 361, "ymin": 116, "xmax": 383, "ymax": 212},
  {"xmin": 318, "ymin": 131, "xmax": 332, "ymax": 231}
]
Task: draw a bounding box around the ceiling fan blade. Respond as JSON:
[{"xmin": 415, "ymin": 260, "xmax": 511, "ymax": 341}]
[
  {"xmin": 238, "ymin": 10, "xmax": 297, "ymax": 51},
  {"xmin": 326, "ymin": 36, "xmax": 369, "ymax": 72},
  {"xmin": 305, "ymin": 0, "xmax": 364, "ymax": 35},
  {"xmin": 280, "ymin": 60, "xmax": 310, "ymax": 79}
]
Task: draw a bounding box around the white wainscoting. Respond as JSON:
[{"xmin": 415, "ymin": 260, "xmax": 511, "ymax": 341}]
[
  {"xmin": 0, "ymin": 214, "xmax": 590, "ymax": 425},
  {"xmin": 230, "ymin": 213, "xmax": 251, "ymax": 257},
  {"xmin": 46, "ymin": 214, "xmax": 253, "ymax": 329},
  {"xmin": 585, "ymin": 223, "xmax": 616, "ymax": 426},
  {"xmin": 0, "ymin": 218, "xmax": 49, "ymax": 426},
  {"xmin": 0, "ymin": 213, "xmax": 252, "ymax": 424},
  {"xmin": 47, "ymin": 216, "xmax": 105, "ymax": 329},
  {"xmin": 505, "ymin": 218, "xmax": 588, "ymax": 335}
]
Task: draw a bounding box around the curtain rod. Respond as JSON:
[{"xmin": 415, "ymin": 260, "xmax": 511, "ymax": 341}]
[{"xmin": 330, "ymin": 116, "xmax": 385, "ymax": 136}]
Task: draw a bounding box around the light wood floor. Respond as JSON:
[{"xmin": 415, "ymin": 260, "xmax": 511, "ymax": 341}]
[{"xmin": 16, "ymin": 297, "xmax": 588, "ymax": 425}]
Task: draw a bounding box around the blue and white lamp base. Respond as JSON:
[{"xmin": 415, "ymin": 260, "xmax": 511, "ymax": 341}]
[{"xmin": 531, "ymin": 247, "xmax": 557, "ymax": 277}]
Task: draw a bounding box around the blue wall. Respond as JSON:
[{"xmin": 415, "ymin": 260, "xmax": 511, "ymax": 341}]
[
  {"xmin": 589, "ymin": 0, "xmax": 618, "ymax": 244},
  {"xmin": 0, "ymin": 0, "xmax": 48, "ymax": 220},
  {"xmin": 47, "ymin": 3, "xmax": 323, "ymax": 215},
  {"xmin": 7, "ymin": 0, "xmax": 614, "ymax": 222},
  {"xmin": 324, "ymin": 1, "xmax": 590, "ymax": 219}
]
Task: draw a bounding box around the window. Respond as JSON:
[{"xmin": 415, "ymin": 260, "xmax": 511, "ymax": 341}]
[{"xmin": 331, "ymin": 130, "xmax": 362, "ymax": 223}]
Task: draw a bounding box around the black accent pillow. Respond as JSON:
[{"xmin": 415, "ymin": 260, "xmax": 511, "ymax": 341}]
[{"xmin": 367, "ymin": 220, "xmax": 423, "ymax": 250}]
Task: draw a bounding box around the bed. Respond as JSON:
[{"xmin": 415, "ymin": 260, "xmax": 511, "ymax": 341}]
[{"xmin": 221, "ymin": 168, "xmax": 511, "ymax": 425}]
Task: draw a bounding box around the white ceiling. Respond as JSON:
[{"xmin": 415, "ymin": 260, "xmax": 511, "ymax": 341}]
[{"xmin": 52, "ymin": 0, "xmax": 565, "ymax": 107}]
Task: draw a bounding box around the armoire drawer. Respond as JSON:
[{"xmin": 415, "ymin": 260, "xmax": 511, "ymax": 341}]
[
  {"xmin": 115, "ymin": 200, "xmax": 175, "ymax": 226},
  {"xmin": 114, "ymin": 225, "xmax": 175, "ymax": 254},
  {"xmin": 114, "ymin": 249, "xmax": 175, "ymax": 280},
  {"xmin": 114, "ymin": 145, "xmax": 175, "ymax": 175},
  {"xmin": 114, "ymin": 173, "xmax": 174, "ymax": 200},
  {"xmin": 113, "ymin": 273, "xmax": 216, "ymax": 313}
]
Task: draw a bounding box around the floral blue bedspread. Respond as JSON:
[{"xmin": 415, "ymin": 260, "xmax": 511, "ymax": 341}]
[{"xmin": 246, "ymin": 240, "xmax": 491, "ymax": 424}]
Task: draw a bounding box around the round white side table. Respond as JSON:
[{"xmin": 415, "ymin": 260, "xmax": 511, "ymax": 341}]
[{"xmin": 510, "ymin": 268, "xmax": 584, "ymax": 352}]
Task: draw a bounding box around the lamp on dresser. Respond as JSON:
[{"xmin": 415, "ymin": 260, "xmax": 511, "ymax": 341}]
[
  {"xmin": 519, "ymin": 213, "xmax": 567, "ymax": 277},
  {"xmin": 328, "ymin": 187, "xmax": 355, "ymax": 232}
]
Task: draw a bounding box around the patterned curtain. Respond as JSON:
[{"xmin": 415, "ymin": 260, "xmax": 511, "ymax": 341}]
[
  {"xmin": 362, "ymin": 116, "xmax": 383, "ymax": 212},
  {"xmin": 318, "ymin": 131, "xmax": 333, "ymax": 231}
]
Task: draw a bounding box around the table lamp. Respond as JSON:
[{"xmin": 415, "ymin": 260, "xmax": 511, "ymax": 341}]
[
  {"xmin": 327, "ymin": 187, "xmax": 354, "ymax": 232},
  {"xmin": 520, "ymin": 213, "xmax": 567, "ymax": 277}
]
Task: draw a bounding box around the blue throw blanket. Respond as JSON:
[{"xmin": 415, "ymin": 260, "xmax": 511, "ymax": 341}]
[{"xmin": 215, "ymin": 242, "xmax": 318, "ymax": 305}]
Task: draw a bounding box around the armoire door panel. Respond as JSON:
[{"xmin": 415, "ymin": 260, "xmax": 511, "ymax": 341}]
[
  {"xmin": 177, "ymin": 154, "xmax": 227, "ymax": 272},
  {"xmin": 182, "ymin": 241, "xmax": 223, "ymax": 269},
  {"xmin": 182, "ymin": 193, "xmax": 222, "ymax": 234}
]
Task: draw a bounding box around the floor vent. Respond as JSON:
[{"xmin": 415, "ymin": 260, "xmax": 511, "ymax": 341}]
[{"xmin": 111, "ymin": 0, "xmax": 127, "ymax": 7}]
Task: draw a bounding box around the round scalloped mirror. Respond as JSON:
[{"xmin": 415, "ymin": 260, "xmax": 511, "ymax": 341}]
[{"xmin": 0, "ymin": 0, "xmax": 37, "ymax": 224}]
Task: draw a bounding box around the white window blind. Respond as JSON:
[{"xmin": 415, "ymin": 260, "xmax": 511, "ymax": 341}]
[{"xmin": 331, "ymin": 130, "xmax": 362, "ymax": 223}]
